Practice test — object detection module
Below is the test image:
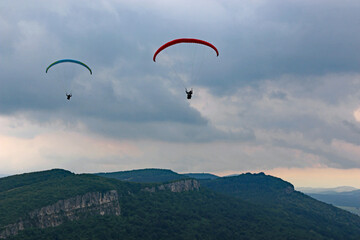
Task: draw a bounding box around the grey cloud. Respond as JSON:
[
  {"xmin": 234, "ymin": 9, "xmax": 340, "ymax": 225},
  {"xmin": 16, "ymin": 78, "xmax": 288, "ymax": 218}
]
[
  {"xmin": 83, "ymin": 118, "xmax": 255, "ymax": 143},
  {"xmin": 196, "ymin": 0, "xmax": 360, "ymax": 95},
  {"xmin": 1, "ymin": 0, "xmax": 243, "ymax": 144},
  {"xmin": 269, "ymin": 90, "xmax": 287, "ymax": 100},
  {"xmin": 2, "ymin": 0, "xmax": 360, "ymax": 170},
  {"xmin": 271, "ymin": 137, "xmax": 360, "ymax": 169},
  {"xmin": 343, "ymin": 120, "xmax": 360, "ymax": 134}
]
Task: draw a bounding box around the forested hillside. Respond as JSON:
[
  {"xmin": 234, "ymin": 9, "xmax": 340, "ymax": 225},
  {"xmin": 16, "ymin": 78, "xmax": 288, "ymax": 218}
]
[{"xmin": 1, "ymin": 169, "xmax": 360, "ymax": 240}]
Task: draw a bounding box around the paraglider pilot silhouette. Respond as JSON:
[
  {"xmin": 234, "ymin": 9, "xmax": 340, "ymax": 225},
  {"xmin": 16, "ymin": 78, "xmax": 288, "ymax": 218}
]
[
  {"xmin": 185, "ymin": 88, "xmax": 193, "ymax": 99},
  {"xmin": 66, "ymin": 93, "xmax": 72, "ymax": 100},
  {"xmin": 45, "ymin": 59, "xmax": 92, "ymax": 101},
  {"xmin": 153, "ymin": 38, "xmax": 219, "ymax": 101}
]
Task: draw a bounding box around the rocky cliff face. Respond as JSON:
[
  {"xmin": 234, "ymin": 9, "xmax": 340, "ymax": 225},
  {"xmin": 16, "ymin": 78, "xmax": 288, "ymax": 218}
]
[
  {"xmin": 0, "ymin": 190, "xmax": 120, "ymax": 239},
  {"xmin": 143, "ymin": 179, "xmax": 200, "ymax": 193}
]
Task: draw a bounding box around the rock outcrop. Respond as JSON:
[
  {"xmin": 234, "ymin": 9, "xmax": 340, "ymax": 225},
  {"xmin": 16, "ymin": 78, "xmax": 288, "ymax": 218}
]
[
  {"xmin": 0, "ymin": 190, "xmax": 120, "ymax": 239},
  {"xmin": 143, "ymin": 179, "xmax": 200, "ymax": 193}
]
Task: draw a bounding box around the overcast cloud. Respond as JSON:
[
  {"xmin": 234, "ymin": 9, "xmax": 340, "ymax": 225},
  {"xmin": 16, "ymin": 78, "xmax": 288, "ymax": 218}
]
[{"xmin": 1, "ymin": 0, "xmax": 360, "ymax": 187}]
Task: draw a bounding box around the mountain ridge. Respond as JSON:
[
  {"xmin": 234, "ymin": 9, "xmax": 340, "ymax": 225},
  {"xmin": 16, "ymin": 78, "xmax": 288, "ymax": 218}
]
[
  {"xmin": 95, "ymin": 168, "xmax": 187, "ymax": 183},
  {"xmin": 2, "ymin": 168, "xmax": 360, "ymax": 240}
]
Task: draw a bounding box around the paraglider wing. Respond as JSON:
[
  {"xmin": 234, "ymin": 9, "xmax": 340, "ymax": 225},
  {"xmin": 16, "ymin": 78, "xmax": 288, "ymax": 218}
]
[
  {"xmin": 46, "ymin": 59, "xmax": 92, "ymax": 75},
  {"xmin": 153, "ymin": 38, "xmax": 219, "ymax": 62}
]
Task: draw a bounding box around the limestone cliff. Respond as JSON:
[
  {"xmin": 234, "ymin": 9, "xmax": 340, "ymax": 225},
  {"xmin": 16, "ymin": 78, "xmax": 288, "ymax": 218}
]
[
  {"xmin": 143, "ymin": 179, "xmax": 200, "ymax": 193},
  {"xmin": 0, "ymin": 190, "xmax": 120, "ymax": 239}
]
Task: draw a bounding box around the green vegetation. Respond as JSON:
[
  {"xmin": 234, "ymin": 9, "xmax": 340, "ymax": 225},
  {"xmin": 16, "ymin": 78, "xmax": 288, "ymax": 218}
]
[
  {"xmin": 183, "ymin": 173, "xmax": 219, "ymax": 180},
  {"xmin": 0, "ymin": 169, "xmax": 72, "ymax": 193},
  {"xmin": 0, "ymin": 169, "xmax": 142, "ymax": 226},
  {"xmin": 202, "ymin": 172, "xmax": 360, "ymax": 239},
  {"xmin": 96, "ymin": 168, "xmax": 186, "ymax": 183},
  {"xmin": 2, "ymin": 169, "xmax": 360, "ymax": 240},
  {"xmin": 8, "ymin": 189, "xmax": 341, "ymax": 240}
]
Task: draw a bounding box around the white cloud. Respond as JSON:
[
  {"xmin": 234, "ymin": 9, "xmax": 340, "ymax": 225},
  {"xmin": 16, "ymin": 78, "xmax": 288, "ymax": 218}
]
[{"xmin": 353, "ymin": 108, "xmax": 360, "ymax": 122}]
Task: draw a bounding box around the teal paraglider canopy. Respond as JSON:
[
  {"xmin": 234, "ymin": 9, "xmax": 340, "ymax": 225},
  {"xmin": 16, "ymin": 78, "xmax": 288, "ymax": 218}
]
[{"xmin": 46, "ymin": 59, "xmax": 92, "ymax": 75}]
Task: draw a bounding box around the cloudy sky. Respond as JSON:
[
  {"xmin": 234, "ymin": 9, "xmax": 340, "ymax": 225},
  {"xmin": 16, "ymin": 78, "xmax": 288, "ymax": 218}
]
[{"xmin": 1, "ymin": 0, "xmax": 360, "ymax": 187}]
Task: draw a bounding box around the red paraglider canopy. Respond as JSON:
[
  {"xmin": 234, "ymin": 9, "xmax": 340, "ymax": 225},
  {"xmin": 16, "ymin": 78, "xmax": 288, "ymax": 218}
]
[{"xmin": 153, "ymin": 38, "xmax": 219, "ymax": 62}]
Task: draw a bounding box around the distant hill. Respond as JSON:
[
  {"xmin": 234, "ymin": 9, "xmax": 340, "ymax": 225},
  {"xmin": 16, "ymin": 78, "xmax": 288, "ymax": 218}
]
[
  {"xmin": 96, "ymin": 169, "xmax": 218, "ymax": 182},
  {"xmin": 1, "ymin": 169, "xmax": 360, "ymax": 240},
  {"xmin": 183, "ymin": 173, "xmax": 218, "ymax": 180},
  {"xmin": 307, "ymin": 190, "xmax": 360, "ymax": 208},
  {"xmin": 297, "ymin": 186, "xmax": 358, "ymax": 194},
  {"xmin": 298, "ymin": 186, "xmax": 360, "ymax": 215},
  {"xmin": 95, "ymin": 168, "xmax": 186, "ymax": 183},
  {"xmin": 338, "ymin": 206, "xmax": 360, "ymax": 216}
]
